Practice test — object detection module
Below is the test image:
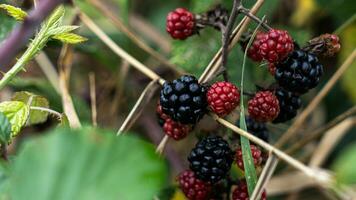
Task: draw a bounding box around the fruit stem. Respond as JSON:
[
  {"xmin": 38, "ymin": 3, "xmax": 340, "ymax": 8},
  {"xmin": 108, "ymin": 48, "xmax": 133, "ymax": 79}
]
[{"xmin": 238, "ymin": 7, "xmax": 272, "ymax": 31}]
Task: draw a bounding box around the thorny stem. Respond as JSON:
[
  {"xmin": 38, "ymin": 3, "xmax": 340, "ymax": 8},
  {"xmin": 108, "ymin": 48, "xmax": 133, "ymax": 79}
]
[
  {"xmin": 221, "ymin": 0, "xmax": 241, "ymax": 82},
  {"xmin": 238, "ymin": 7, "xmax": 272, "ymax": 31}
]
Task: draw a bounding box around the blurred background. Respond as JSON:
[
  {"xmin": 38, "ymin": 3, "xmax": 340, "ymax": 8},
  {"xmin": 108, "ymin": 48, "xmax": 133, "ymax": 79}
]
[{"xmin": 0, "ymin": 0, "xmax": 355, "ymax": 199}]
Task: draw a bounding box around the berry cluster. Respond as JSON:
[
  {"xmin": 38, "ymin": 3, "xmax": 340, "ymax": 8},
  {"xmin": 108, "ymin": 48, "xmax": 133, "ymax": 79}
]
[{"xmin": 161, "ymin": 4, "xmax": 340, "ymax": 200}]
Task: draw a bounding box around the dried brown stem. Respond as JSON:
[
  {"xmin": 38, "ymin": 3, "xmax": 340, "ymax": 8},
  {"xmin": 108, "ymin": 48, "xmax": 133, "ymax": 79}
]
[
  {"xmin": 238, "ymin": 7, "xmax": 272, "ymax": 31},
  {"xmin": 89, "ymin": 72, "xmax": 97, "ymax": 127}
]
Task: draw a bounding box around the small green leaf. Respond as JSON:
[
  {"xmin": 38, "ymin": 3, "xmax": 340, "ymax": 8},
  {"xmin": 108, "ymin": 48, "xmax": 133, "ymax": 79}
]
[
  {"xmin": 47, "ymin": 25, "xmax": 79, "ymax": 36},
  {"xmin": 0, "ymin": 101, "xmax": 29, "ymax": 137},
  {"xmin": 12, "ymin": 92, "xmax": 49, "ymax": 125},
  {"xmin": 0, "ymin": 112, "xmax": 11, "ymax": 144},
  {"xmin": 0, "ymin": 4, "xmax": 27, "ymax": 21},
  {"xmin": 44, "ymin": 5, "xmax": 65, "ymax": 28},
  {"xmin": 52, "ymin": 32, "xmax": 88, "ymax": 44}
]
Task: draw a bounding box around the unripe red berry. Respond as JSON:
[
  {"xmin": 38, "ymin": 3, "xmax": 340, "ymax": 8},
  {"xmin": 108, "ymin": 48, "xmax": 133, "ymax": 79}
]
[
  {"xmin": 207, "ymin": 81, "xmax": 240, "ymax": 117},
  {"xmin": 235, "ymin": 145, "xmax": 263, "ymax": 170},
  {"xmin": 163, "ymin": 118, "xmax": 191, "ymax": 140},
  {"xmin": 178, "ymin": 170, "xmax": 212, "ymax": 200},
  {"xmin": 166, "ymin": 8, "xmax": 195, "ymax": 40},
  {"xmin": 248, "ymin": 91, "xmax": 280, "ymax": 122}
]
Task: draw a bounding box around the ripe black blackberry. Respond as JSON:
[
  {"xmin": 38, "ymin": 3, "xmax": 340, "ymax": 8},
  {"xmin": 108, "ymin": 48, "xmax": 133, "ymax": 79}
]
[
  {"xmin": 160, "ymin": 75, "xmax": 207, "ymax": 124},
  {"xmin": 275, "ymin": 50, "xmax": 323, "ymax": 94},
  {"xmin": 273, "ymin": 88, "xmax": 302, "ymax": 123},
  {"xmin": 245, "ymin": 117, "xmax": 269, "ymax": 142},
  {"xmin": 188, "ymin": 136, "xmax": 234, "ymax": 183}
]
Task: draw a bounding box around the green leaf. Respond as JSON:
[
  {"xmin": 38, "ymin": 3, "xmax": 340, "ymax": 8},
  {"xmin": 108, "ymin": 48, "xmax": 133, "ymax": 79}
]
[
  {"xmin": 47, "ymin": 25, "xmax": 80, "ymax": 36},
  {"xmin": 44, "ymin": 5, "xmax": 65, "ymax": 29},
  {"xmin": 0, "ymin": 101, "xmax": 29, "ymax": 137},
  {"xmin": 0, "ymin": 4, "xmax": 27, "ymax": 21},
  {"xmin": 332, "ymin": 143, "xmax": 356, "ymax": 185},
  {"xmin": 0, "ymin": 11, "xmax": 15, "ymax": 42},
  {"xmin": 12, "ymin": 91, "xmax": 49, "ymax": 125},
  {"xmin": 0, "ymin": 112, "xmax": 11, "ymax": 144},
  {"xmin": 7, "ymin": 127, "xmax": 167, "ymax": 200},
  {"xmin": 52, "ymin": 32, "xmax": 88, "ymax": 44}
]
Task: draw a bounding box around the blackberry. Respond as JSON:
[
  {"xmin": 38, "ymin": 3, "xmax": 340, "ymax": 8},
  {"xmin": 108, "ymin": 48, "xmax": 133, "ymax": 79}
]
[
  {"xmin": 248, "ymin": 91, "xmax": 280, "ymax": 122},
  {"xmin": 178, "ymin": 170, "xmax": 211, "ymax": 200},
  {"xmin": 273, "ymin": 88, "xmax": 302, "ymax": 123},
  {"xmin": 245, "ymin": 117, "xmax": 269, "ymax": 142},
  {"xmin": 163, "ymin": 118, "xmax": 191, "ymax": 140},
  {"xmin": 188, "ymin": 136, "xmax": 234, "ymax": 183},
  {"xmin": 207, "ymin": 81, "xmax": 240, "ymax": 117},
  {"xmin": 232, "ymin": 180, "xmax": 267, "ymax": 200},
  {"xmin": 160, "ymin": 75, "xmax": 207, "ymax": 125},
  {"xmin": 275, "ymin": 50, "xmax": 323, "ymax": 94},
  {"xmin": 166, "ymin": 8, "xmax": 195, "ymax": 40},
  {"xmin": 156, "ymin": 103, "xmax": 169, "ymax": 127},
  {"xmin": 235, "ymin": 144, "xmax": 263, "ymax": 170}
]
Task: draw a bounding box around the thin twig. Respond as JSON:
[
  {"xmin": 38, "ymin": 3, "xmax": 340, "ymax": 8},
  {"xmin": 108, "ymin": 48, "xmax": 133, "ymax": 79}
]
[
  {"xmin": 212, "ymin": 114, "xmax": 334, "ymax": 187},
  {"xmin": 309, "ymin": 117, "xmax": 355, "ymax": 167},
  {"xmin": 275, "ymin": 49, "xmax": 356, "ymax": 147},
  {"xmin": 286, "ymin": 106, "xmax": 356, "ymax": 154},
  {"xmin": 238, "ymin": 7, "xmax": 272, "ymax": 31},
  {"xmin": 89, "ymin": 72, "xmax": 97, "ymax": 127},
  {"xmin": 117, "ymin": 80, "xmax": 160, "ymax": 135},
  {"xmin": 78, "ymin": 11, "xmax": 165, "ymax": 85},
  {"xmin": 199, "ymin": 0, "xmax": 266, "ymax": 83},
  {"xmin": 156, "ymin": 135, "xmax": 169, "ymax": 155},
  {"xmin": 250, "ymin": 153, "xmax": 279, "ymax": 200},
  {"xmin": 221, "ymin": 0, "xmax": 241, "ymax": 81},
  {"xmin": 0, "ymin": 0, "xmax": 66, "ymax": 68},
  {"xmin": 88, "ymin": 0, "xmax": 181, "ymax": 75}
]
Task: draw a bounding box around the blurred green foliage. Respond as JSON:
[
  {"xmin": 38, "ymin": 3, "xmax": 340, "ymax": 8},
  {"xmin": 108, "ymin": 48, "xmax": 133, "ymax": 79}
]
[{"xmin": 0, "ymin": 127, "xmax": 168, "ymax": 200}]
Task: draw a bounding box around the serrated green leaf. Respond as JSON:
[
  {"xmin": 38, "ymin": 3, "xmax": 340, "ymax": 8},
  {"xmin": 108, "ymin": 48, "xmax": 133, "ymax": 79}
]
[
  {"xmin": 0, "ymin": 112, "xmax": 11, "ymax": 144},
  {"xmin": 0, "ymin": 4, "xmax": 27, "ymax": 21},
  {"xmin": 0, "ymin": 101, "xmax": 29, "ymax": 137},
  {"xmin": 52, "ymin": 32, "xmax": 88, "ymax": 44},
  {"xmin": 8, "ymin": 127, "xmax": 168, "ymax": 200},
  {"xmin": 12, "ymin": 92, "xmax": 49, "ymax": 125},
  {"xmin": 44, "ymin": 5, "xmax": 65, "ymax": 29},
  {"xmin": 47, "ymin": 25, "xmax": 80, "ymax": 36}
]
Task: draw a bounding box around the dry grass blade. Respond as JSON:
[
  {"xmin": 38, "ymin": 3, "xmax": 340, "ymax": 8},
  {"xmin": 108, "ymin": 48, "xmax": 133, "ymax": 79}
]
[
  {"xmin": 89, "ymin": 72, "xmax": 97, "ymax": 127},
  {"xmin": 276, "ymin": 49, "xmax": 356, "ymax": 147},
  {"xmin": 250, "ymin": 153, "xmax": 279, "ymax": 200},
  {"xmin": 267, "ymin": 171, "xmax": 317, "ymax": 195},
  {"xmin": 35, "ymin": 51, "xmax": 61, "ymax": 94},
  {"xmin": 156, "ymin": 135, "xmax": 169, "ymax": 155},
  {"xmin": 117, "ymin": 80, "xmax": 160, "ymax": 135},
  {"xmin": 309, "ymin": 117, "xmax": 355, "ymax": 167},
  {"xmin": 78, "ymin": 11, "xmax": 166, "ymax": 85},
  {"xmin": 88, "ymin": 0, "xmax": 181, "ymax": 74},
  {"xmin": 212, "ymin": 114, "xmax": 334, "ymax": 186},
  {"xmin": 286, "ymin": 106, "xmax": 356, "ymax": 154}
]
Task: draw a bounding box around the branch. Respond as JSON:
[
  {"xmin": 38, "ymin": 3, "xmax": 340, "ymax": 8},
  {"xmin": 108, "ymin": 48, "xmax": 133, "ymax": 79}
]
[{"xmin": 0, "ymin": 0, "xmax": 68, "ymax": 69}]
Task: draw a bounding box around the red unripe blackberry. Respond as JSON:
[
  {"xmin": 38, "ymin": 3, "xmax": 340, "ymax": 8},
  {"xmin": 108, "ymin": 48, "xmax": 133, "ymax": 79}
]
[
  {"xmin": 248, "ymin": 91, "xmax": 280, "ymax": 122},
  {"xmin": 163, "ymin": 118, "xmax": 191, "ymax": 140},
  {"xmin": 232, "ymin": 180, "xmax": 267, "ymax": 200},
  {"xmin": 268, "ymin": 63, "xmax": 276, "ymax": 76},
  {"xmin": 247, "ymin": 32, "xmax": 265, "ymax": 62},
  {"xmin": 156, "ymin": 104, "xmax": 169, "ymax": 127},
  {"xmin": 207, "ymin": 81, "xmax": 240, "ymax": 117},
  {"xmin": 248, "ymin": 29, "xmax": 294, "ymax": 63},
  {"xmin": 235, "ymin": 145, "xmax": 263, "ymax": 170},
  {"xmin": 178, "ymin": 170, "xmax": 212, "ymax": 200},
  {"xmin": 258, "ymin": 29, "xmax": 294, "ymax": 63},
  {"xmin": 166, "ymin": 8, "xmax": 195, "ymax": 40}
]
